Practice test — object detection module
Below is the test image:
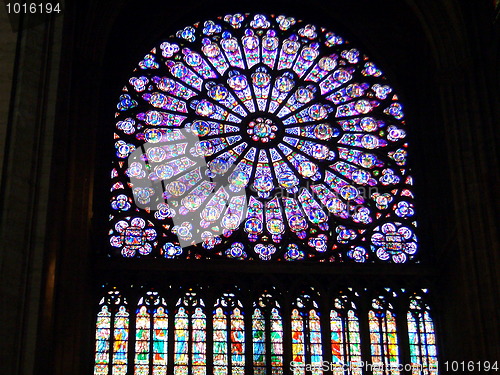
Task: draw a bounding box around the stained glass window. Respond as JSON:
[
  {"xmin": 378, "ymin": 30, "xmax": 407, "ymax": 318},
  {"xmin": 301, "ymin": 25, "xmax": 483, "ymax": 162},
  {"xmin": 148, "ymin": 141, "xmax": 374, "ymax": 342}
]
[
  {"xmin": 109, "ymin": 12, "xmax": 418, "ymax": 263},
  {"xmin": 252, "ymin": 309, "xmax": 266, "ymax": 373},
  {"xmin": 94, "ymin": 289, "xmax": 129, "ymax": 375},
  {"xmin": 93, "ymin": 287, "xmax": 438, "ymax": 374},
  {"xmin": 213, "ymin": 293, "xmax": 245, "ymax": 374},
  {"xmin": 252, "ymin": 291, "xmax": 284, "ymax": 374},
  {"xmin": 135, "ymin": 305, "xmax": 151, "ymax": 374},
  {"xmin": 174, "ymin": 291, "xmax": 207, "ymax": 375},
  {"xmin": 369, "ymin": 293, "xmax": 400, "ymax": 375},
  {"xmin": 330, "ymin": 292, "xmax": 362, "ymax": 375},
  {"xmin": 134, "ymin": 291, "xmax": 168, "ymax": 375},
  {"xmin": 408, "ymin": 293, "xmax": 438, "ymax": 375},
  {"xmin": 94, "ymin": 305, "xmax": 112, "ymax": 374},
  {"xmin": 98, "ymin": 10, "xmax": 437, "ymax": 375},
  {"xmin": 291, "ymin": 291, "xmax": 323, "ymax": 375}
]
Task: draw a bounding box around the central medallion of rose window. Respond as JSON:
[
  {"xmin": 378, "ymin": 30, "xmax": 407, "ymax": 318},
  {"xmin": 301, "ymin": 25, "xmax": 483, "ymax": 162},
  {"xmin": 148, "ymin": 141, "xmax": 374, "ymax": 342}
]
[{"xmin": 247, "ymin": 117, "xmax": 278, "ymax": 143}]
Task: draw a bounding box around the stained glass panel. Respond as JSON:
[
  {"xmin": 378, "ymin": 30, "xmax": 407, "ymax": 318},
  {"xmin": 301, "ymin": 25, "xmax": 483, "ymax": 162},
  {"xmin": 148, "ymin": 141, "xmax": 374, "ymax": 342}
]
[
  {"xmin": 230, "ymin": 308, "xmax": 245, "ymax": 374},
  {"xmin": 252, "ymin": 291, "xmax": 284, "ymax": 375},
  {"xmin": 330, "ymin": 294, "xmax": 362, "ymax": 375},
  {"xmin": 408, "ymin": 294, "xmax": 438, "ymax": 375},
  {"xmin": 113, "ymin": 306, "xmax": 129, "ymax": 375},
  {"xmin": 134, "ymin": 291, "xmax": 168, "ymax": 375},
  {"xmin": 213, "ymin": 293, "xmax": 245, "ymax": 374},
  {"xmin": 174, "ymin": 292, "xmax": 206, "ymax": 375},
  {"xmin": 291, "ymin": 292, "xmax": 323, "ymax": 375},
  {"xmin": 135, "ymin": 306, "xmax": 151, "ymax": 374},
  {"xmin": 94, "ymin": 289, "xmax": 130, "ymax": 375},
  {"xmin": 109, "ymin": 13, "xmax": 418, "ymax": 263},
  {"xmin": 252, "ymin": 308, "xmax": 266, "ymax": 374},
  {"xmin": 309, "ymin": 310, "xmax": 323, "ymax": 370},
  {"xmin": 192, "ymin": 308, "xmax": 207, "ymax": 374},
  {"xmin": 291, "ymin": 308, "xmax": 305, "ymax": 373},
  {"xmin": 93, "ymin": 287, "xmax": 438, "ymax": 374},
  {"xmin": 153, "ymin": 306, "xmax": 169, "ymax": 374},
  {"xmin": 213, "ymin": 307, "xmax": 228, "ymax": 374},
  {"xmin": 270, "ymin": 308, "xmax": 284, "ymax": 374},
  {"xmin": 94, "ymin": 305, "xmax": 112, "ymax": 375},
  {"xmin": 369, "ymin": 295, "xmax": 400, "ymax": 375}
]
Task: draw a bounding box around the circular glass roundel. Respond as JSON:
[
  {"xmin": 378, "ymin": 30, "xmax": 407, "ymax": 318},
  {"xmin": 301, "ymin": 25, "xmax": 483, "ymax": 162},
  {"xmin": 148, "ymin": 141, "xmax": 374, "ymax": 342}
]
[{"xmin": 109, "ymin": 13, "xmax": 418, "ymax": 263}]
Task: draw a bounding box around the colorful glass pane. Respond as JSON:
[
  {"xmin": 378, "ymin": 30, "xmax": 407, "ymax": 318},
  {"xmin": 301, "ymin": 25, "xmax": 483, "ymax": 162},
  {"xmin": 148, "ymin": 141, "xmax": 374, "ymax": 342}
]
[
  {"xmin": 213, "ymin": 293, "xmax": 245, "ymax": 374},
  {"xmin": 252, "ymin": 309, "xmax": 266, "ymax": 373},
  {"xmin": 330, "ymin": 296, "xmax": 362, "ymax": 375},
  {"xmin": 408, "ymin": 295, "xmax": 438, "ymax": 375},
  {"xmin": 94, "ymin": 305, "xmax": 111, "ymax": 375},
  {"xmin": 291, "ymin": 292, "xmax": 323, "ymax": 375},
  {"xmin": 94, "ymin": 290, "xmax": 129, "ymax": 375},
  {"xmin": 109, "ymin": 13, "xmax": 417, "ymax": 262},
  {"xmin": 133, "ymin": 291, "xmax": 169, "ymax": 375},
  {"xmin": 153, "ymin": 306, "xmax": 168, "ymax": 374},
  {"xmin": 369, "ymin": 297, "xmax": 400, "ymax": 375},
  {"xmin": 174, "ymin": 307, "xmax": 189, "ymax": 371},
  {"xmin": 291, "ymin": 308, "xmax": 306, "ymax": 373},
  {"xmin": 172, "ymin": 293, "xmax": 207, "ymax": 375},
  {"xmin": 309, "ymin": 310, "xmax": 323, "ymax": 369},
  {"xmin": 192, "ymin": 307, "xmax": 207, "ymax": 374},
  {"xmin": 252, "ymin": 292, "xmax": 284, "ymax": 375},
  {"xmin": 174, "ymin": 292, "xmax": 207, "ymax": 375},
  {"xmin": 213, "ymin": 307, "xmax": 228, "ymax": 374},
  {"xmin": 230, "ymin": 308, "xmax": 245, "ymax": 374},
  {"xmin": 112, "ymin": 306, "xmax": 129, "ymax": 375},
  {"xmin": 270, "ymin": 308, "xmax": 284, "ymax": 374},
  {"xmin": 135, "ymin": 306, "xmax": 151, "ymax": 373}
]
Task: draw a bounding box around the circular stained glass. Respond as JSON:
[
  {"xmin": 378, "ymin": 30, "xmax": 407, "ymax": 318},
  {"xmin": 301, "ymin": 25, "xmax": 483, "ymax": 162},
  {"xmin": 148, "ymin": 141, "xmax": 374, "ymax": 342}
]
[{"xmin": 109, "ymin": 13, "xmax": 418, "ymax": 262}]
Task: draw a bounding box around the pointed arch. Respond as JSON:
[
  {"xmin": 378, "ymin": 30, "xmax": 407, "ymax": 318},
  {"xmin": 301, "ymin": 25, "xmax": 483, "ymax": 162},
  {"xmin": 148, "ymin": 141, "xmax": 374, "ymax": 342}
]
[
  {"xmin": 213, "ymin": 291, "xmax": 246, "ymax": 374},
  {"xmin": 94, "ymin": 289, "xmax": 130, "ymax": 375},
  {"xmin": 173, "ymin": 290, "xmax": 207, "ymax": 374},
  {"xmin": 330, "ymin": 289, "xmax": 362, "ymax": 374},
  {"xmin": 251, "ymin": 290, "xmax": 284, "ymax": 374},
  {"xmin": 368, "ymin": 291, "xmax": 400, "ymax": 375},
  {"xmin": 407, "ymin": 292, "xmax": 438, "ymax": 374}
]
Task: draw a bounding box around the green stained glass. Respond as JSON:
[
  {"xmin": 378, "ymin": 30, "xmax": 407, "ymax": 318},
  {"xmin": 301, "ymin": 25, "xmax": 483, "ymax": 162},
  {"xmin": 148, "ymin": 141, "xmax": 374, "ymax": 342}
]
[
  {"xmin": 173, "ymin": 292, "xmax": 207, "ymax": 375},
  {"xmin": 192, "ymin": 307, "xmax": 207, "ymax": 372},
  {"xmin": 213, "ymin": 293, "xmax": 244, "ymax": 374}
]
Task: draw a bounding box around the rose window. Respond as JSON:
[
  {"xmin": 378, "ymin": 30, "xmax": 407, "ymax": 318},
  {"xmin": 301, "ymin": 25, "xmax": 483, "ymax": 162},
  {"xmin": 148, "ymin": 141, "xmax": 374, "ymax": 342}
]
[{"xmin": 110, "ymin": 13, "xmax": 418, "ymax": 262}]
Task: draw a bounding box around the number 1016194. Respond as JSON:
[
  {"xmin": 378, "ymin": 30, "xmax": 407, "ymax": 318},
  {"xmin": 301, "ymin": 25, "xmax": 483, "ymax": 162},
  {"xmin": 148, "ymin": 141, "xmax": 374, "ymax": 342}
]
[
  {"xmin": 6, "ymin": 3, "xmax": 61, "ymax": 14},
  {"xmin": 444, "ymin": 361, "xmax": 498, "ymax": 372}
]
